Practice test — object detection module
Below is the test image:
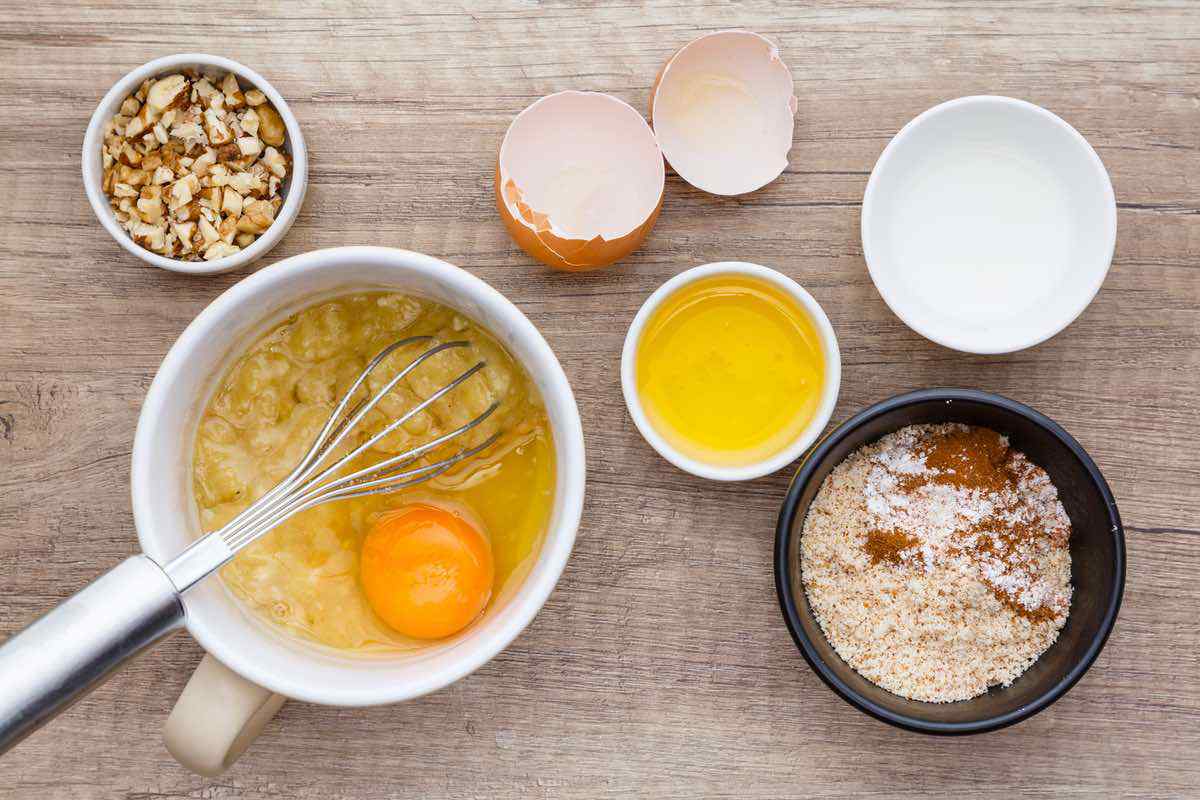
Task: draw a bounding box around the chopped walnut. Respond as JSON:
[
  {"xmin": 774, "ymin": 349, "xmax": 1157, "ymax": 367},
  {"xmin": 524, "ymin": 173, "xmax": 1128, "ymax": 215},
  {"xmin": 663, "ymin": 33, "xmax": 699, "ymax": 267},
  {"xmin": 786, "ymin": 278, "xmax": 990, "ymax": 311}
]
[{"xmin": 101, "ymin": 70, "xmax": 290, "ymax": 261}]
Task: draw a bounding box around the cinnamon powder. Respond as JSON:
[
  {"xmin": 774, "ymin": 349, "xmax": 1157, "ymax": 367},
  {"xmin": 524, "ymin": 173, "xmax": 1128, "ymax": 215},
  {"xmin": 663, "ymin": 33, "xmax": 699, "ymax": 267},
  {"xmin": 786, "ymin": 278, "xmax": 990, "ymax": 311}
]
[
  {"xmin": 863, "ymin": 527, "xmax": 918, "ymax": 564},
  {"xmin": 864, "ymin": 425, "xmax": 1070, "ymax": 621}
]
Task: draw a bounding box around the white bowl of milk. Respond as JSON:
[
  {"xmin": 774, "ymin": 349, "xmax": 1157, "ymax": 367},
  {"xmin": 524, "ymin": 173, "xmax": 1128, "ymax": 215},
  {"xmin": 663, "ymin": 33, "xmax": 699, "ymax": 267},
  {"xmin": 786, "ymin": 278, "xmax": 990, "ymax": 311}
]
[{"xmin": 861, "ymin": 96, "xmax": 1116, "ymax": 354}]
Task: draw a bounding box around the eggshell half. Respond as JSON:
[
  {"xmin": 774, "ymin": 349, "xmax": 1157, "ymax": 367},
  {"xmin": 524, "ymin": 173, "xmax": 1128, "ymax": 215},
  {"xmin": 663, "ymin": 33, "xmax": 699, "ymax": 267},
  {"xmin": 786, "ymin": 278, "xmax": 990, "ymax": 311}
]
[
  {"xmin": 496, "ymin": 91, "xmax": 665, "ymax": 272},
  {"xmin": 650, "ymin": 30, "xmax": 797, "ymax": 196}
]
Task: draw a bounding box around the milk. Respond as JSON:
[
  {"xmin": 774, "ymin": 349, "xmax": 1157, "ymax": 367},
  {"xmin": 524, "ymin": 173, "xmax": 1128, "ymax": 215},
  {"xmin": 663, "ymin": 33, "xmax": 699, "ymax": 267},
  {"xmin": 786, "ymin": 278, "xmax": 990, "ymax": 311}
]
[{"xmin": 885, "ymin": 139, "xmax": 1074, "ymax": 326}]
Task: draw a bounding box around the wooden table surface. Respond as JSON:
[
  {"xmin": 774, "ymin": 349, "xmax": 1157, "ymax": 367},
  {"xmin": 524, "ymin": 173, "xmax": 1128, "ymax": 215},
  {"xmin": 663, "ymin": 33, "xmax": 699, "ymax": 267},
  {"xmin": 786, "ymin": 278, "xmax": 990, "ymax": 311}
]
[{"xmin": 2, "ymin": 1, "xmax": 1198, "ymax": 797}]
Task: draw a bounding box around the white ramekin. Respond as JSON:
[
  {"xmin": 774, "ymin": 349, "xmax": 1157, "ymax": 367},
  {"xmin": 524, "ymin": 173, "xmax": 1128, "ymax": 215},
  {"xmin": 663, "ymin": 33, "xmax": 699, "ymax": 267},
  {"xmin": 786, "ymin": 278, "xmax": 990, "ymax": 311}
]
[
  {"xmin": 82, "ymin": 53, "xmax": 308, "ymax": 275},
  {"xmin": 861, "ymin": 95, "xmax": 1116, "ymax": 354},
  {"xmin": 620, "ymin": 261, "xmax": 841, "ymax": 482},
  {"xmin": 131, "ymin": 247, "xmax": 585, "ymax": 772}
]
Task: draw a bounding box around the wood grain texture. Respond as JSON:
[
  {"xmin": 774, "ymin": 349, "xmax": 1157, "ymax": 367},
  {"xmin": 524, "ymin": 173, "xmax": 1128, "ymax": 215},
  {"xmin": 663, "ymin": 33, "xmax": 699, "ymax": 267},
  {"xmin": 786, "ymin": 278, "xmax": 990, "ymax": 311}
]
[{"xmin": 1, "ymin": 0, "xmax": 1198, "ymax": 797}]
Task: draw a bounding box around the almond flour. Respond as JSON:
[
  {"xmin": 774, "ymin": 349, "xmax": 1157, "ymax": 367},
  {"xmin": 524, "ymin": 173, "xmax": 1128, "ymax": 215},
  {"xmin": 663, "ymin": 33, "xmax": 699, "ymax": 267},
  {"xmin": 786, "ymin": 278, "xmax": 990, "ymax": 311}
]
[{"xmin": 800, "ymin": 423, "xmax": 1072, "ymax": 702}]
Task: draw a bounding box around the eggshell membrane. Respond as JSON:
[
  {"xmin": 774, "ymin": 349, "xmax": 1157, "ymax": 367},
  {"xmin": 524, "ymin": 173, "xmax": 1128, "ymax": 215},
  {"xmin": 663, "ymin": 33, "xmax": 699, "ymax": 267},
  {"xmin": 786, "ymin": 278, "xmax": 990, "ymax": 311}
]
[
  {"xmin": 650, "ymin": 30, "xmax": 797, "ymax": 196},
  {"xmin": 496, "ymin": 91, "xmax": 665, "ymax": 271}
]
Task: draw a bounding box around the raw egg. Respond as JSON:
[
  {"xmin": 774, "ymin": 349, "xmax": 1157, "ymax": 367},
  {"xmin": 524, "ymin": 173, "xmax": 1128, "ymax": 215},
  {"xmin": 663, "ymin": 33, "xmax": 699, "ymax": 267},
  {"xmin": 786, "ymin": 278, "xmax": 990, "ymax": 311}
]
[
  {"xmin": 496, "ymin": 90, "xmax": 665, "ymax": 271},
  {"xmin": 650, "ymin": 30, "xmax": 796, "ymax": 195},
  {"xmin": 360, "ymin": 505, "xmax": 494, "ymax": 640}
]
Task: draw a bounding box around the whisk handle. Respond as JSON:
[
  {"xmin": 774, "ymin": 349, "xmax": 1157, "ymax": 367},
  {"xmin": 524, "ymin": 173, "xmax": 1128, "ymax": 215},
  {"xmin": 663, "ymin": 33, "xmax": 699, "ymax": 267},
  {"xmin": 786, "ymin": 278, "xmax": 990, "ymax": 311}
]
[{"xmin": 0, "ymin": 554, "xmax": 184, "ymax": 755}]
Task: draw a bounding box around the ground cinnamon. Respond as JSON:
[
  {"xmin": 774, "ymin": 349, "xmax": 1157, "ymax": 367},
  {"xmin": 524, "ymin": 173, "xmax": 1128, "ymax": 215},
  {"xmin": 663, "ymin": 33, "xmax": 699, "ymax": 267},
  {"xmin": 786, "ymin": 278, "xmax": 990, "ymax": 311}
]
[
  {"xmin": 863, "ymin": 528, "xmax": 919, "ymax": 564},
  {"xmin": 897, "ymin": 426, "xmax": 1014, "ymax": 493},
  {"xmin": 863, "ymin": 424, "xmax": 1070, "ymax": 622}
]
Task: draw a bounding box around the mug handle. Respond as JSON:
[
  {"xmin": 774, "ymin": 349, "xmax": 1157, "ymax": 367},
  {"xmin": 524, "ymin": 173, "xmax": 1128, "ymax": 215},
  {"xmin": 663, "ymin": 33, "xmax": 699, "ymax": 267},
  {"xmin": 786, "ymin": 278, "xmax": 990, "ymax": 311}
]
[{"xmin": 164, "ymin": 654, "xmax": 286, "ymax": 776}]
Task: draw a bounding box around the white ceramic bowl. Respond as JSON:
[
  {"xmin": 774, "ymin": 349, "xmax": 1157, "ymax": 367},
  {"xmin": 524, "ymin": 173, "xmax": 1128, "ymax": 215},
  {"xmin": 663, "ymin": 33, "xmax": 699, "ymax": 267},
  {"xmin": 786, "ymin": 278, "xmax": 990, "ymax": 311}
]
[
  {"xmin": 132, "ymin": 246, "xmax": 585, "ymax": 708},
  {"xmin": 620, "ymin": 261, "xmax": 841, "ymax": 481},
  {"xmin": 83, "ymin": 53, "xmax": 308, "ymax": 275},
  {"xmin": 861, "ymin": 96, "xmax": 1116, "ymax": 354}
]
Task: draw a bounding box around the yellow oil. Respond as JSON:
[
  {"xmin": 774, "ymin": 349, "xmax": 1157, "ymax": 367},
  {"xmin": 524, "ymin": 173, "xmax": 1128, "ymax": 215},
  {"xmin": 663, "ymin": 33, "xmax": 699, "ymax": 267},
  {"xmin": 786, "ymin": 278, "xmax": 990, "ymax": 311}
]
[
  {"xmin": 192, "ymin": 293, "xmax": 555, "ymax": 652},
  {"xmin": 635, "ymin": 275, "xmax": 825, "ymax": 467}
]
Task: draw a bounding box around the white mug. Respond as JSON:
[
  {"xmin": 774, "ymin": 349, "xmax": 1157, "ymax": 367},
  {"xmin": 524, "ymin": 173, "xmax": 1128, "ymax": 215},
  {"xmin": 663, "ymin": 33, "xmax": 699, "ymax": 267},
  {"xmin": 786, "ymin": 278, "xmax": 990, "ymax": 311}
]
[{"xmin": 131, "ymin": 246, "xmax": 586, "ymax": 775}]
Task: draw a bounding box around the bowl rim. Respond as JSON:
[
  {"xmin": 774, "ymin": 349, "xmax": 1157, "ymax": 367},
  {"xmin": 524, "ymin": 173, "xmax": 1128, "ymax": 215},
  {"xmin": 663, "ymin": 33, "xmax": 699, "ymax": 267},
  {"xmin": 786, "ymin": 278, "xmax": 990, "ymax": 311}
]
[
  {"xmin": 82, "ymin": 52, "xmax": 308, "ymax": 276},
  {"xmin": 620, "ymin": 261, "xmax": 841, "ymax": 482},
  {"xmin": 773, "ymin": 387, "xmax": 1126, "ymax": 734},
  {"xmin": 860, "ymin": 95, "xmax": 1117, "ymax": 354}
]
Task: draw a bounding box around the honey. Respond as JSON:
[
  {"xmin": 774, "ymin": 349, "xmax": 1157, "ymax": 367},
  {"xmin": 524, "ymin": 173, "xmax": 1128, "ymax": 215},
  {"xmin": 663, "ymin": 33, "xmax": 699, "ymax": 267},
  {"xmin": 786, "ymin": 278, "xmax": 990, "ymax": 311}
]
[
  {"xmin": 191, "ymin": 292, "xmax": 556, "ymax": 652},
  {"xmin": 634, "ymin": 275, "xmax": 824, "ymax": 467}
]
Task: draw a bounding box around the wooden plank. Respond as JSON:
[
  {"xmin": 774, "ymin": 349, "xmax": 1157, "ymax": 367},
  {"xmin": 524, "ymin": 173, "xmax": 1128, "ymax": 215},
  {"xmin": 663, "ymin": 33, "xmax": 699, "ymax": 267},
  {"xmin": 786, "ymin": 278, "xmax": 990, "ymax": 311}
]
[{"xmin": 0, "ymin": 1, "xmax": 1197, "ymax": 797}]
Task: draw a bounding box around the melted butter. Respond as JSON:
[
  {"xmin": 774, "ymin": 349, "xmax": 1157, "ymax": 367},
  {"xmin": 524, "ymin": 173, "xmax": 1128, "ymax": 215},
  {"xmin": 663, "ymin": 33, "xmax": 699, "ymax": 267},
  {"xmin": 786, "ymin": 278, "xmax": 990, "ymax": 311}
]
[
  {"xmin": 192, "ymin": 292, "xmax": 556, "ymax": 652},
  {"xmin": 635, "ymin": 275, "xmax": 824, "ymax": 467}
]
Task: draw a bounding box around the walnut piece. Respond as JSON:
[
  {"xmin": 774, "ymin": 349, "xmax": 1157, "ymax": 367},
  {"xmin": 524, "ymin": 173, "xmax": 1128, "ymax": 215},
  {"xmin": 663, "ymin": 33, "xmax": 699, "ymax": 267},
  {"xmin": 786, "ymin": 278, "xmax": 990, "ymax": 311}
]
[{"xmin": 101, "ymin": 70, "xmax": 290, "ymax": 262}]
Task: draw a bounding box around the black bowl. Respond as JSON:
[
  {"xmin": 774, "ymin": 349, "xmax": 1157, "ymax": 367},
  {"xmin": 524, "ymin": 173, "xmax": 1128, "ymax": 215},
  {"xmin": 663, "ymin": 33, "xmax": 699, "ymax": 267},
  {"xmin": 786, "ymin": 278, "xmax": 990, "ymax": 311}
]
[{"xmin": 774, "ymin": 389, "xmax": 1125, "ymax": 734}]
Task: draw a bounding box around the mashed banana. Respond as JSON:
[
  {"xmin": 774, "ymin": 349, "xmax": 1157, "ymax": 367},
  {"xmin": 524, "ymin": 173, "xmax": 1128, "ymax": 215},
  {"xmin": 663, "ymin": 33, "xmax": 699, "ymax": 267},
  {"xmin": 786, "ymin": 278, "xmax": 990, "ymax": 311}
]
[{"xmin": 192, "ymin": 292, "xmax": 555, "ymax": 651}]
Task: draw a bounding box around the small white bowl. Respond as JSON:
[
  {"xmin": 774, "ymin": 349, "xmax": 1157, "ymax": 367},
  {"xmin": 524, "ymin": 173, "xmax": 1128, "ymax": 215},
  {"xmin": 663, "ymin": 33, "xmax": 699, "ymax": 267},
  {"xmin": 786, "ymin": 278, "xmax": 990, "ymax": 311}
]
[
  {"xmin": 82, "ymin": 53, "xmax": 308, "ymax": 275},
  {"xmin": 861, "ymin": 96, "xmax": 1116, "ymax": 354},
  {"xmin": 621, "ymin": 261, "xmax": 841, "ymax": 481}
]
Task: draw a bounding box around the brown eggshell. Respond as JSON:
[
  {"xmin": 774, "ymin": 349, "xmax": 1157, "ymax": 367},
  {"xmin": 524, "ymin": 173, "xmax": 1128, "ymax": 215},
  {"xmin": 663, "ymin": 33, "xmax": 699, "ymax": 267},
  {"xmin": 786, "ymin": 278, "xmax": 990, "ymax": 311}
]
[
  {"xmin": 495, "ymin": 91, "xmax": 665, "ymax": 272},
  {"xmin": 649, "ymin": 30, "xmax": 797, "ymax": 196},
  {"xmin": 495, "ymin": 161, "xmax": 662, "ymax": 272}
]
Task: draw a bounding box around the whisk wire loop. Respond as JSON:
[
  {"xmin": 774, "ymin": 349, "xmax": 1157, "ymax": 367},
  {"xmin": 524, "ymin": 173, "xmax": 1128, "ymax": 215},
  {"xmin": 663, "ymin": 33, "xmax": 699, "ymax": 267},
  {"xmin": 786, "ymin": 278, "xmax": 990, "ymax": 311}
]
[
  {"xmin": 212, "ymin": 335, "xmax": 440, "ymax": 548},
  {"xmin": 172, "ymin": 335, "xmax": 503, "ymax": 578}
]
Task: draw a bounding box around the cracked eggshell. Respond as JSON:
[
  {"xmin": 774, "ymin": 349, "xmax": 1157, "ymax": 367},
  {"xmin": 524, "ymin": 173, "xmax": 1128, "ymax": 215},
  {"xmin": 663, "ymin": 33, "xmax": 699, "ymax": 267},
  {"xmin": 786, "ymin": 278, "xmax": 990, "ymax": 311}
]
[
  {"xmin": 496, "ymin": 91, "xmax": 665, "ymax": 272},
  {"xmin": 650, "ymin": 30, "xmax": 797, "ymax": 196}
]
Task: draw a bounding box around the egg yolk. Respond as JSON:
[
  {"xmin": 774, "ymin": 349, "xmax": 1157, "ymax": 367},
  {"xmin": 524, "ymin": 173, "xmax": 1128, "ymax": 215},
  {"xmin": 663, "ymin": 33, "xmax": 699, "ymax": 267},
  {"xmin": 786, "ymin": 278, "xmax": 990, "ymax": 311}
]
[{"xmin": 360, "ymin": 506, "xmax": 494, "ymax": 640}]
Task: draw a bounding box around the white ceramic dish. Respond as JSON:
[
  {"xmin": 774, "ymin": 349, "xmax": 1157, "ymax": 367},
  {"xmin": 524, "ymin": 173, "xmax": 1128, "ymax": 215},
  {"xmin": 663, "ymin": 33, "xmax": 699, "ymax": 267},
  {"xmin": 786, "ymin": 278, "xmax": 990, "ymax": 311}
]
[
  {"xmin": 861, "ymin": 96, "xmax": 1116, "ymax": 354},
  {"xmin": 132, "ymin": 247, "xmax": 585, "ymax": 774},
  {"xmin": 620, "ymin": 261, "xmax": 841, "ymax": 482},
  {"xmin": 82, "ymin": 53, "xmax": 308, "ymax": 276}
]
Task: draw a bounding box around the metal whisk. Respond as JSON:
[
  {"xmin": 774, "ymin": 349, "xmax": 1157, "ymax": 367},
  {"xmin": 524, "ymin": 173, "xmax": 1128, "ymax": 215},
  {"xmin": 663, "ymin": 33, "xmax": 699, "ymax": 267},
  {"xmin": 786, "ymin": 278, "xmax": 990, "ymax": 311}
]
[
  {"xmin": 0, "ymin": 337, "xmax": 502, "ymax": 754},
  {"xmin": 167, "ymin": 335, "xmax": 501, "ymax": 591}
]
